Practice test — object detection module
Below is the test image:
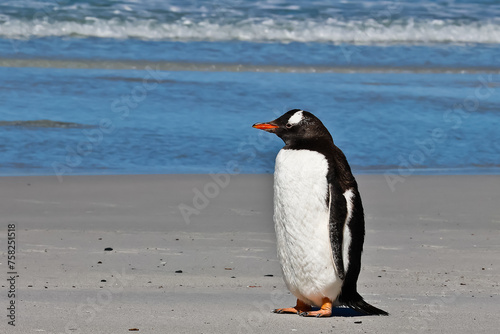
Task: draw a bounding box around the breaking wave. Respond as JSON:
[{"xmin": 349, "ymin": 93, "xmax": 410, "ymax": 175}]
[{"xmin": 1, "ymin": 17, "xmax": 500, "ymax": 45}]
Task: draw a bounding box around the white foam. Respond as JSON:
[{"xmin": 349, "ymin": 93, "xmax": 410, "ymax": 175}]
[{"xmin": 1, "ymin": 17, "xmax": 500, "ymax": 44}]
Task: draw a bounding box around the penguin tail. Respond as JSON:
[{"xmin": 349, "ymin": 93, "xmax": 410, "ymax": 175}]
[{"xmin": 339, "ymin": 292, "xmax": 389, "ymax": 316}]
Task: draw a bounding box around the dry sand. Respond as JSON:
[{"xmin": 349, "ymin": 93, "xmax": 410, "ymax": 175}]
[{"xmin": 0, "ymin": 174, "xmax": 499, "ymax": 333}]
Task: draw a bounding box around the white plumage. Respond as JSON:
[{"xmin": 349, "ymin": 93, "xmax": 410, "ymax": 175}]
[
  {"xmin": 287, "ymin": 110, "xmax": 304, "ymax": 125},
  {"xmin": 274, "ymin": 148, "xmax": 343, "ymax": 307},
  {"xmin": 342, "ymin": 188, "xmax": 355, "ymax": 272}
]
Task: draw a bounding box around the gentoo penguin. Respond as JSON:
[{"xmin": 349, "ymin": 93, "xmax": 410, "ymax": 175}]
[{"xmin": 252, "ymin": 109, "xmax": 388, "ymax": 317}]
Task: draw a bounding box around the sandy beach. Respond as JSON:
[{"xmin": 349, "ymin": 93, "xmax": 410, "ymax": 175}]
[{"xmin": 1, "ymin": 173, "xmax": 499, "ymax": 333}]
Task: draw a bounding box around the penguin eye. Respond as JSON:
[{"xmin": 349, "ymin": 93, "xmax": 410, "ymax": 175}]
[{"xmin": 286, "ymin": 123, "xmax": 292, "ymax": 129}]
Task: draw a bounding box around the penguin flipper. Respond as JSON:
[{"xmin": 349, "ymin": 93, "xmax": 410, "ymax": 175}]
[{"xmin": 327, "ymin": 183, "xmax": 347, "ymax": 280}]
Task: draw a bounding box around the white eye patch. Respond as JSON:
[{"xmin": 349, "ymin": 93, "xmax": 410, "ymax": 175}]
[{"xmin": 288, "ymin": 110, "xmax": 304, "ymax": 125}]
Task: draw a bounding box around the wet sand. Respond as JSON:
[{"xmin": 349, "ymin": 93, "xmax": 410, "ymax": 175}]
[{"xmin": 1, "ymin": 174, "xmax": 499, "ymax": 333}]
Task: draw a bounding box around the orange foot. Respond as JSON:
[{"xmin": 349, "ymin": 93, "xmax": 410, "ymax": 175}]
[
  {"xmin": 300, "ymin": 297, "xmax": 332, "ymax": 318},
  {"xmin": 273, "ymin": 299, "xmax": 311, "ymax": 315}
]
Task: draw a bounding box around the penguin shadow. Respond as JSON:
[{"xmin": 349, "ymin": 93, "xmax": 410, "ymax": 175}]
[{"xmin": 331, "ymin": 307, "xmax": 366, "ymax": 317}]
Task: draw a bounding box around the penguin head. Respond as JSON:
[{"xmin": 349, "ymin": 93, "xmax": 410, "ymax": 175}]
[{"xmin": 252, "ymin": 109, "xmax": 332, "ymax": 146}]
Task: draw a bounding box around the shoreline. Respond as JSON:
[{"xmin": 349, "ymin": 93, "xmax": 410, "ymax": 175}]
[
  {"xmin": 1, "ymin": 165, "xmax": 500, "ymax": 178},
  {"xmin": 2, "ymin": 57, "xmax": 500, "ymax": 74}
]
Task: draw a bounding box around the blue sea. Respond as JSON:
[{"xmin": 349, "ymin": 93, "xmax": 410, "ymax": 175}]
[{"xmin": 1, "ymin": 0, "xmax": 499, "ymax": 177}]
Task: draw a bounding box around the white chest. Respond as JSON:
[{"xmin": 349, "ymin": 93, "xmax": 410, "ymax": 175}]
[{"xmin": 273, "ymin": 149, "xmax": 342, "ymax": 306}]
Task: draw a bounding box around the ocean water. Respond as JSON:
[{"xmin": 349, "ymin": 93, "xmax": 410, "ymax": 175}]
[{"xmin": 0, "ymin": 0, "xmax": 499, "ymax": 177}]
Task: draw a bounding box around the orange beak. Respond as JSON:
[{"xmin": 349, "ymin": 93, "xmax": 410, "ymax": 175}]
[{"xmin": 252, "ymin": 122, "xmax": 279, "ymax": 131}]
